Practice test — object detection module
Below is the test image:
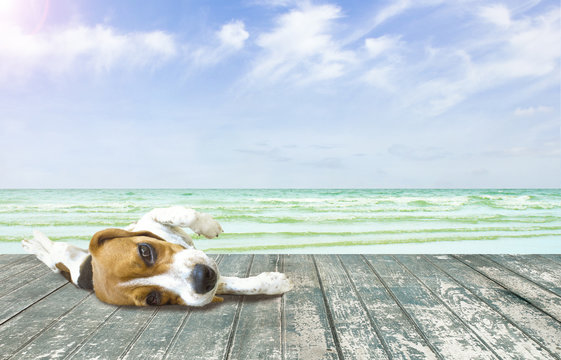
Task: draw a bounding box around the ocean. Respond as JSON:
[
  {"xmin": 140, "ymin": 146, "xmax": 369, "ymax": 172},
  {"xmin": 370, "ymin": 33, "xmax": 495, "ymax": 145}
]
[{"xmin": 1, "ymin": 189, "xmax": 560, "ymax": 254}]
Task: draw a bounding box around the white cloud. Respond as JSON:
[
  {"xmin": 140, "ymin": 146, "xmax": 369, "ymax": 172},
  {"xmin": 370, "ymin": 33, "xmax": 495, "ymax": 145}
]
[
  {"xmin": 479, "ymin": 4, "xmax": 512, "ymax": 28},
  {"xmin": 364, "ymin": 35, "xmax": 401, "ymax": 58},
  {"xmin": 190, "ymin": 20, "xmax": 249, "ymax": 67},
  {"xmin": 372, "ymin": 0, "xmax": 412, "ymax": 28},
  {"xmin": 362, "ymin": 65, "xmax": 396, "ymax": 90},
  {"xmin": 248, "ymin": 4, "xmax": 355, "ymax": 84},
  {"xmin": 217, "ymin": 20, "xmax": 249, "ymax": 50},
  {"xmin": 0, "ymin": 23, "xmax": 176, "ymax": 82},
  {"xmin": 514, "ymin": 105, "xmax": 553, "ymax": 116},
  {"xmin": 397, "ymin": 5, "xmax": 561, "ymax": 115}
]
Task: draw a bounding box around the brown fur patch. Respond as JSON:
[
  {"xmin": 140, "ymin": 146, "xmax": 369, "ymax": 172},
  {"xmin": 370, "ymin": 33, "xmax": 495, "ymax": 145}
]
[
  {"xmin": 88, "ymin": 230, "xmax": 186, "ymax": 306},
  {"xmin": 55, "ymin": 262, "xmax": 72, "ymax": 282}
]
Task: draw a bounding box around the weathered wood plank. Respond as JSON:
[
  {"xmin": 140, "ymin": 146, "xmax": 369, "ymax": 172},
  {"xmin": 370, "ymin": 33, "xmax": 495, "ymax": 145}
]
[
  {"xmin": 118, "ymin": 255, "xmax": 222, "ymax": 360},
  {"xmin": 314, "ymin": 254, "xmax": 389, "ymax": 360},
  {"xmin": 0, "ymin": 271, "xmax": 67, "ymax": 325},
  {"xmin": 13, "ymin": 297, "xmax": 117, "ymax": 360},
  {"xmin": 485, "ymin": 255, "xmax": 561, "ymax": 297},
  {"xmin": 162, "ymin": 254, "xmax": 253, "ymax": 359},
  {"xmin": 426, "ymin": 255, "xmax": 561, "ymax": 356},
  {"xmin": 0, "ymin": 256, "xmax": 35, "ymax": 278},
  {"xmin": 283, "ymin": 255, "xmax": 339, "ymax": 360},
  {"xmin": 0, "ymin": 254, "xmax": 31, "ymax": 266},
  {"xmin": 541, "ymin": 254, "xmax": 561, "ymax": 265},
  {"xmin": 0, "ymin": 284, "xmax": 91, "ymax": 360},
  {"xmin": 455, "ymin": 255, "xmax": 561, "ymax": 321},
  {"xmin": 0, "ymin": 263, "xmax": 51, "ymax": 298},
  {"xmin": 364, "ymin": 255, "xmax": 496, "ymax": 360},
  {"xmin": 227, "ymin": 255, "xmax": 284, "ymax": 360},
  {"xmin": 2, "ymin": 254, "xmax": 561, "ymax": 360},
  {"xmin": 340, "ymin": 255, "xmax": 438, "ymax": 359},
  {"xmin": 396, "ymin": 255, "xmax": 555, "ymax": 359},
  {"xmin": 68, "ymin": 305, "xmax": 158, "ymax": 359}
]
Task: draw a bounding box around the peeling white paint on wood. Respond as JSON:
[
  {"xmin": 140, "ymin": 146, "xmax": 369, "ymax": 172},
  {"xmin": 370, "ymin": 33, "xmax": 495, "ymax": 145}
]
[{"xmin": 2, "ymin": 255, "xmax": 561, "ymax": 360}]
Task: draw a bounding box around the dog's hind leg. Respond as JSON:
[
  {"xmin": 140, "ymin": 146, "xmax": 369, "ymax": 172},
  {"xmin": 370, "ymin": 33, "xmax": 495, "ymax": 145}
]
[{"xmin": 22, "ymin": 231, "xmax": 93, "ymax": 290}]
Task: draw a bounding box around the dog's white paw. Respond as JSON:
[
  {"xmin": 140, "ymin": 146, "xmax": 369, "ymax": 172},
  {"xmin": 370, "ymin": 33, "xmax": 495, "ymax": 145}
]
[
  {"xmin": 191, "ymin": 212, "xmax": 224, "ymax": 239},
  {"xmin": 256, "ymin": 272, "xmax": 293, "ymax": 295}
]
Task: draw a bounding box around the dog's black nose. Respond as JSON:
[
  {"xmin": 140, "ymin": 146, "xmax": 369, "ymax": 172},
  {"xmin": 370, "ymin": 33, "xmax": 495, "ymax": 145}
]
[{"xmin": 192, "ymin": 264, "xmax": 217, "ymax": 294}]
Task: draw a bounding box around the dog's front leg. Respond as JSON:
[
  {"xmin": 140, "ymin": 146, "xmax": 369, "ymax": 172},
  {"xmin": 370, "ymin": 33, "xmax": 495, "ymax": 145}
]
[
  {"xmin": 216, "ymin": 272, "xmax": 293, "ymax": 296},
  {"xmin": 146, "ymin": 206, "xmax": 223, "ymax": 239}
]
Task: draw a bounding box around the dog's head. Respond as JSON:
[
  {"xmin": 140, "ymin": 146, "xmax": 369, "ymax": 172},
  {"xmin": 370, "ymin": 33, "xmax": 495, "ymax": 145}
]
[{"xmin": 88, "ymin": 228, "xmax": 219, "ymax": 307}]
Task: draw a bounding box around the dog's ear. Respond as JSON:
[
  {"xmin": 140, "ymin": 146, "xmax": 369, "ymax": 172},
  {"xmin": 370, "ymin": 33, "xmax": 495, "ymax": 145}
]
[{"xmin": 89, "ymin": 228, "xmax": 165, "ymax": 253}]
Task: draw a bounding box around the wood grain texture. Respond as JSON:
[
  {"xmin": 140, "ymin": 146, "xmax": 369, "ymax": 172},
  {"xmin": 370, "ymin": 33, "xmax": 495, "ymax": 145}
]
[
  {"xmin": 283, "ymin": 254, "xmax": 339, "ymax": 360},
  {"xmin": 426, "ymin": 255, "xmax": 561, "ymax": 357},
  {"xmin": 0, "ymin": 256, "xmax": 36, "ymax": 279},
  {"xmin": 364, "ymin": 255, "xmax": 497, "ymax": 360},
  {"xmin": 0, "ymin": 270, "xmax": 67, "ymax": 325},
  {"xmin": 0, "ymin": 254, "xmax": 31, "ymax": 267},
  {"xmin": 2, "ymin": 254, "xmax": 561, "ymax": 360},
  {"xmin": 455, "ymin": 255, "xmax": 561, "ymax": 321},
  {"xmin": 227, "ymin": 255, "xmax": 284, "ymax": 360},
  {"xmin": 396, "ymin": 255, "xmax": 555, "ymax": 360},
  {"xmin": 314, "ymin": 254, "xmax": 389, "ymax": 360},
  {"xmin": 0, "ymin": 262, "xmax": 50, "ymax": 298},
  {"xmin": 0, "ymin": 284, "xmax": 90, "ymax": 360},
  {"xmin": 485, "ymin": 255, "xmax": 561, "ymax": 297},
  {"xmin": 541, "ymin": 254, "xmax": 561, "ymax": 265},
  {"xmin": 340, "ymin": 255, "xmax": 438, "ymax": 360}
]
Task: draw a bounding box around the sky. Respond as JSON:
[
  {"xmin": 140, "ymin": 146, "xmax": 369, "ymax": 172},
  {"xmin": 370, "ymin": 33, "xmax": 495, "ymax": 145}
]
[{"xmin": 0, "ymin": 0, "xmax": 559, "ymax": 188}]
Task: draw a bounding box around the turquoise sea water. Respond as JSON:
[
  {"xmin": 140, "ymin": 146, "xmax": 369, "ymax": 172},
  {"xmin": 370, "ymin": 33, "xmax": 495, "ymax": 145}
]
[{"xmin": 1, "ymin": 189, "xmax": 560, "ymax": 253}]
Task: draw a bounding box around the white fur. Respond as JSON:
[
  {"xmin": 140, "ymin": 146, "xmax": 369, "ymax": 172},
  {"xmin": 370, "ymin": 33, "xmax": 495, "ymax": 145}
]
[
  {"xmin": 22, "ymin": 206, "xmax": 292, "ymax": 306},
  {"xmin": 218, "ymin": 272, "xmax": 293, "ymax": 295},
  {"xmin": 22, "ymin": 230, "xmax": 89, "ymax": 284},
  {"xmin": 120, "ymin": 249, "xmax": 219, "ymax": 307}
]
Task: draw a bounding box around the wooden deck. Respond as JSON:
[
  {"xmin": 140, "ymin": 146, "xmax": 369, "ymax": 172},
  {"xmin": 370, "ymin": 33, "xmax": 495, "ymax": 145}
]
[{"xmin": 1, "ymin": 254, "xmax": 561, "ymax": 359}]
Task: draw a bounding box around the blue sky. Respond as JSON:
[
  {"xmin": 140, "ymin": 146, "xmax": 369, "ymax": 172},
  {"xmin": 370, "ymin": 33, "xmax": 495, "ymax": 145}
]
[{"xmin": 0, "ymin": 0, "xmax": 559, "ymax": 188}]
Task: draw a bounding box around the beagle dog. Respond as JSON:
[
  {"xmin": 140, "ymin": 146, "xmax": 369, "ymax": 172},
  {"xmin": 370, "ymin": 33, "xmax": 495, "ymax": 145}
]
[{"xmin": 22, "ymin": 206, "xmax": 292, "ymax": 307}]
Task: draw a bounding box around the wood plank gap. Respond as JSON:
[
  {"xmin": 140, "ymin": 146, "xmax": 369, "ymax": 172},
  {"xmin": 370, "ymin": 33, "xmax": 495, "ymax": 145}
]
[
  {"xmin": 392, "ymin": 255, "xmax": 503, "ymax": 360},
  {"xmin": 0, "ymin": 263, "xmax": 51, "ymax": 299},
  {"xmin": 64, "ymin": 306, "xmax": 121, "ymax": 360},
  {"xmin": 280, "ymin": 255, "xmax": 286, "ymax": 360},
  {"xmin": 6, "ymin": 291, "xmax": 95, "ymax": 360},
  {"xmin": 0, "ymin": 270, "xmax": 55, "ymax": 301},
  {"xmin": 361, "ymin": 255, "xmax": 444, "ymax": 360},
  {"xmin": 161, "ymin": 255, "xmax": 224, "ymax": 360},
  {"xmin": 0, "ymin": 255, "xmax": 32, "ymax": 270},
  {"xmin": 161, "ymin": 308, "xmax": 193, "ymax": 359},
  {"xmin": 423, "ymin": 255, "xmax": 561, "ymax": 360},
  {"xmin": 0, "ymin": 279, "xmax": 68, "ymax": 326},
  {"xmin": 337, "ymin": 255, "xmax": 393, "ymax": 359},
  {"xmin": 118, "ymin": 307, "xmax": 160, "ymax": 359},
  {"xmin": 453, "ymin": 255, "xmax": 561, "ymax": 325},
  {"xmin": 540, "ymin": 255, "xmax": 561, "ymax": 265},
  {"xmin": 311, "ymin": 255, "xmax": 345, "ymax": 360},
  {"xmin": 482, "ymin": 255, "xmax": 561, "ymax": 299},
  {"xmin": 0, "ymin": 262, "xmax": 43, "ymax": 283},
  {"xmin": 537, "ymin": 254, "xmax": 561, "ymax": 267},
  {"xmin": 0, "ymin": 258, "xmax": 38, "ymax": 281},
  {"xmin": 223, "ymin": 254, "xmax": 254, "ymax": 360}
]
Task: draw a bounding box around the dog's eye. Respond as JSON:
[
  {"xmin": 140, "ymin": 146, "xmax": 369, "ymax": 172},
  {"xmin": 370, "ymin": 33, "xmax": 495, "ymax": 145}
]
[
  {"xmin": 146, "ymin": 290, "xmax": 161, "ymax": 306},
  {"xmin": 138, "ymin": 243, "xmax": 156, "ymax": 266}
]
